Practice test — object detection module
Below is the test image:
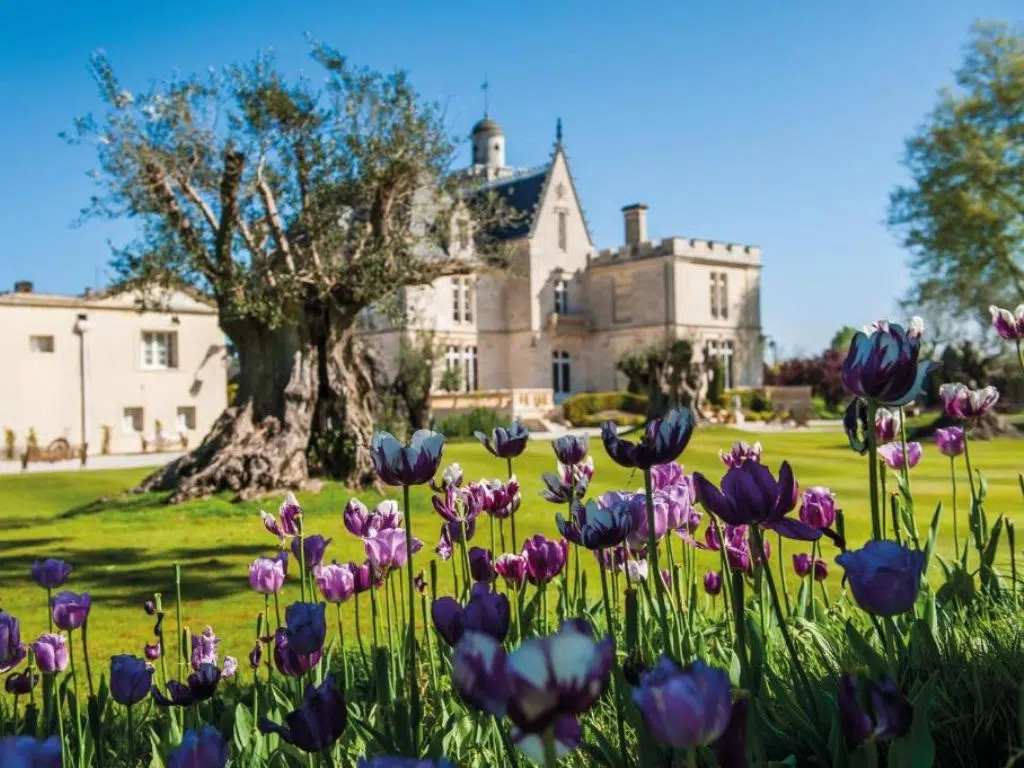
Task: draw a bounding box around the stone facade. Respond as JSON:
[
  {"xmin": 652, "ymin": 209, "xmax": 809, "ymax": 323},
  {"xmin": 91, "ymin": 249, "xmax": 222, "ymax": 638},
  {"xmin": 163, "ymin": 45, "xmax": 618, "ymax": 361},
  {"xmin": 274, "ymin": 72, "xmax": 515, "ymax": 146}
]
[{"xmin": 356, "ymin": 117, "xmax": 763, "ymax": 405}]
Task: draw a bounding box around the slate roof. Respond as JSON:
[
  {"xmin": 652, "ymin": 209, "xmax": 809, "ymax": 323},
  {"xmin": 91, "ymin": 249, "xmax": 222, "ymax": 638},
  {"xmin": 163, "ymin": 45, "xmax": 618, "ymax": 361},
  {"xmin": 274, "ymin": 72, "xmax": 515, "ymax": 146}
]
[{"xmin": 473, "ymin": 166, "xmax": 550, "ymax": 241}]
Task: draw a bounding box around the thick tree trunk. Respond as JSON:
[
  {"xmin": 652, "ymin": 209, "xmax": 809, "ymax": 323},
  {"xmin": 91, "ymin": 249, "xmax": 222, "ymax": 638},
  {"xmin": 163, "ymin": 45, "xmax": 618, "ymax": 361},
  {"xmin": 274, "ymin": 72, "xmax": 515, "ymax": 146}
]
[{"xmin": 138, "ymin": 309, "xmax": 380, "ymax": 503}]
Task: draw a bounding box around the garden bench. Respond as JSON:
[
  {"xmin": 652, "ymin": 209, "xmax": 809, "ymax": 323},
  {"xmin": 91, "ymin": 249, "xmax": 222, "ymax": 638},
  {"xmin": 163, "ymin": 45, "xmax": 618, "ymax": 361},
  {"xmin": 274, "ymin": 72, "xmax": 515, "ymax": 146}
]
[{"xmin": 21, "ymin": 437, "xmax": 87, "ymax": 469}]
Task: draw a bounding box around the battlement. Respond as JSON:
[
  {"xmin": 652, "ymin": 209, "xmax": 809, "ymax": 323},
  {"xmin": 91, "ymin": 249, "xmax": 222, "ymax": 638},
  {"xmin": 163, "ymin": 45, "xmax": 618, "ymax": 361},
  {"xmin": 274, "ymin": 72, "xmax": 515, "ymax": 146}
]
[{"xmin": 590, "ymin": 236, "xmax": 762, "ymax": 269}]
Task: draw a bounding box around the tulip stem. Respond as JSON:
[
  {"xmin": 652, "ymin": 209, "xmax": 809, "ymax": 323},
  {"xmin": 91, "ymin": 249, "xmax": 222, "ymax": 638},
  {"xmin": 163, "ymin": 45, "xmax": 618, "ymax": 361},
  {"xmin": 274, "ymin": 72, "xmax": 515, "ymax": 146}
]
[
  {"xmin": 174, "ymin": 563, "xmax": 184, "ymax": 681},
  {"xmin": 879, "ymin": 462, "xmax": 888, "ymax": 539},
  {"xmin": 273, "ymin": 592, "xmax": 282, "ymax": 630},
  {"xmin": 507, "ymin": 458, "xmax": 518, "ymax": 552},
  {"xmin": 730, "ymin": 570, "xmax": 748, "ymax": 688},
  {"xmin": 541, "ymin": 727, "xmax": 558, "ymax": 768},
  {"xmin": 420, "ymin": 593, "xmax": 438, "ymax": 695},
  {"xmin": 777, "ymin": 533, "xmax": 792, "ymax": 616},
  {"xmin": 687, "ymin": 747, "xmax": 697, "ymax": 768},
  {"xmin": 335, "ymin": 603, "xmax": 347, "ymax": 691},
  {"xmin": 53, "ymin": 674, "xmax": 66, "ymax": 766},
  {"xmin": 866, "ymin": 402, "xmax": 882, "ymax": 540},
  {"xmin": 354, "ymin": 592, "xmax": 369, "ymax": 682},
  {"xmin": 46, "ymin": 588, "xmax": 53, "ymax": 633},
  {"xmin": 126, "ymin": 703, "xmax": 134, "ymax": 767},
  {"xmin": 949, "ymin": 456, "xmax": 960, "ymax": 562},
  {"xmin": 643, "ymin": 468, "xmax": 672, "ymax": 652},
  {"xmin": 403, "ymin": 483, "xmax": 421, "ymax": 754},
  {"xmin": 598, "ymin": 556, "xmax": 630, "ymax": 768},
  {"xmin": 962, "ymin": 430, "xmax": 981, "ymax": 563},
  {"xmin": 67, "ymin": 630, "xmax": 84, "ymax": 767}
]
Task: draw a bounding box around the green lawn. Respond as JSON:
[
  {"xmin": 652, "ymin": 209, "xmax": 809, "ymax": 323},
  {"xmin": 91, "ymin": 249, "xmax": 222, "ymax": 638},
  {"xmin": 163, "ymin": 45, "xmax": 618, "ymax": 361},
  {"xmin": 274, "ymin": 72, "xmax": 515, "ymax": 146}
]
[{"xmin": 1, "ymin": 426, "xmax": 1021, "ymax": 681}]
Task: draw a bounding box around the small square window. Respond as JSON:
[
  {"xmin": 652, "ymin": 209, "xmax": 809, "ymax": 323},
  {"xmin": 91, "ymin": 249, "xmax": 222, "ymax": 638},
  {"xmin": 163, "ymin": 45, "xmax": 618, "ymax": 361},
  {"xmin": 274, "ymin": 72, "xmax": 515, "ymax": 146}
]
[
  {"xmin": 122, "ymin": 407, "xmax": 144, "ymax": 434},
  {"xmin": 176, "ymin": 406, "xmax": 196, "ymax": 431},
  {"xmin": 29, "ymin": 335, "xmax": 55, "ymax": 353},
  {"xmin": 141, "ymin": 331, "xmax": 178, "ymax": 370}
]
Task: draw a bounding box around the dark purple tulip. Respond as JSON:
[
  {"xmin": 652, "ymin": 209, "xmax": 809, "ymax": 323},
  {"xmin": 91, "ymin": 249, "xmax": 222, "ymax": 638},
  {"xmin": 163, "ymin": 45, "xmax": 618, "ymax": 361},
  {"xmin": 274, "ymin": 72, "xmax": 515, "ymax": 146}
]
[
  {"xmin": 711, "ymin": 699, "xmax": 750, "ymax": 768},
  {"xmin": 259, "ymin": 674, "xmax": 347, "ymax": 752},
  {"xmin": 841, "ymin": 321, "xmax": 933, "ymax": 406},
  {"xmin": 445, "ymin": 516, "xmax": 477, "ymax": 544},
  {"xmin": 168, "ymin": 727, "xmax": 228, "ymax": 768},
  {"xmin": 5, "ymin": 670, "xmax": 37, "ymax": 695},
  {"xmin": 431, "ymin": 585, "xmax": 510, "ymax": 646},
  {"xmin": 701, "ymin": 524, "xmax": 722, "ymax": 551},
  {"xmin": 31, "ymin": 559, "xmax": 72, "ymax": 590},
  {"xmin": 316, "ymin": 563, "xmax": 355, "ymax": 604},
  {"xmin": 473, "ymin": 477, "xmax": 521, "ymax": 520},
  {"xmin": 874, "ymin": 408, "xmax": 901, "ymax": 444},
  {"xmin": 793, "ymin": 554, "xmax": 828, "ymax": 581},
  {"xmin": 469, "ymin": 547, "xmax": 496, "ymax": 582},
  {"xmin": 51, "ymin": 591, "xmax": 91, "ymax": 631},
  {"xmin": 935, "ymin": 427, "xmax": 965, "ymax": 457},
  {"xmin": 248, "ymin": 643, "xmax": 262, "ymax": 670},
  {"xmin": 451, "ymin": 631, "xmax": 511, "ymax": 715},
  {"xmin": 693, "ymin": 460, "xmax": 820, "ymax": 542},
  {"xmin": 620, "ymin": 490, "xmax": 666, "ymax": 551},
  {"xmin": 940, "ymin": 383, "xmax": 1000, "ymax": 422},
  {"xmin": 990, "ymin": 304, "xmax": 1024, "ymax": 341},
  {"xmin": 292, "ymin": 535, "xmax": 332, "ymax": 570},
  {"xmin": 349, "ymin": 561, "xmax": 375, "ymax": 594},
  {"xmin": 110, "ymin": 654, "xmax": 154, "ymax": 706},
  {"xmin": 431, "ymin": 598, "xmax": 463, "ymax": 646},
  {"xmin": 723, "ymin": 526, "xmax": 770, "ymax": 574},
  {"xmin": 145, "ymin": 642, "xmax": 161, "ymax": 661},
  {"xmin": 364, "ymin": 529, "xmax": 423, "ymax": 572},
  {"xmin": 152, "ymin": 663, "xmax": 222, "ymax": 706},
  {"xmin": 273, "ymin": 628, "xmax": 322, "ymax": 677},
  {"xmin": 414, "ymin": 571, "xmax": 428, "ymax": 595},
  {"xmin": 556, "ymin": 497, "xmax": 633, "ymax": 551},
  {"xmin": 494, "ymin": 553, "xmax": 528, "ymax": 587},
  {"xmin": 522, "ymin": 534, "xmax": 568, "ymax": 586},
  {"xmin": 703, "ymin": 570, "xmax": 722, "ymax": 596},
  {"xmin": 798, "ymin": 486, "xmax": 837, "ymax": 530},
  {"xmin": 877, "ymin": 442, "xmax": 923, "ymax": 470},
  {"xmin": 435, "ymin": 526, "xmax": 454, "ymax": 561},
  {"xmin": 475, "ymin": 421, "xmax": 530, "ymax": 459},
  {"xmin": 541, "ymin": 457, "xmax": 594, "ymax": 503},
  {"xmin": 551, "ymin": 434, "xmax": 589, "ymax": 466},
  {"xmin": 0, "ymin": 612, "xmax": 27, "ymax": 673},
  {"xmin": 31, "ymin": 633, "xmax": 68, "ymax": 674},
  {"xmin": 371, "ymin": 429, "xmax": 445, "ymax": 487},
  {"xmin": 433, "ymin": 484, "xmax": 482, "ymax": 524},
  {"xmin": 835, "ymin": 541, "xmax": 925, "ymax": 616},
  {"xmin": 144, "ymin": 600, "xmax": 156, "ymax": 616},
  {"xmin": 601, "ymin": 408, "xmax": 694, "ymax": 470},
  {"xmin": 719, "ymin": 440, "xmax": 762, "ymax": 468},
  {"xmin": 0, "ymin": 736, "xmax": 62, "ymax": 767},
  {"xmin": 632, "ymin": 657, "xmax": 732, "ymax": 748},
  {"xmin": 594, "ymin": 545, "xmax": 632, "ymax": 570},
  {"xmin": 191, "ymin": 627, "xmax": 219, "ymax": 670},
  {"xmin": 359, "ymin": 758, "xmax": 456, "ymax": 768},
  {"xmin": 839, "ymin": 673, "xmax": 913, "ymax": 744},
  {"xmin": 249, "ymin": 557, "xmax": 286, "ymax": 595},
  {"xmin": 512, "ymin": 714, "xmax": 583, "ymax": 764},
  {"xmin": 285, "ymin": 602, "xmax": 327, "ymax": 656}
]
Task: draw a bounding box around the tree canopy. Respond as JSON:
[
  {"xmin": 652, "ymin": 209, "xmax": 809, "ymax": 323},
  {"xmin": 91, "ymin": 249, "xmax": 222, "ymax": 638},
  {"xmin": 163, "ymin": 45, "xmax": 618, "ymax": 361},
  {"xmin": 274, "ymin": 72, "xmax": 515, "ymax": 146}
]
[{"xmin": 888, "ymin": 21, "xmax": 1024, "ymax": 333}]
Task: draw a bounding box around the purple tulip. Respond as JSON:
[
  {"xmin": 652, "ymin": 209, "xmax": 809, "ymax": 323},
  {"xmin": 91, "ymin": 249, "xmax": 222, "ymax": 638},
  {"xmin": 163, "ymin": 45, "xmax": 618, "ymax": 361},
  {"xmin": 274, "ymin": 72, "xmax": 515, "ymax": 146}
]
[
  {"xmin": 273, "ymin": 628, "xmax": 322, "ymax": 677},
  {"xmin": 701, "ymin": 524, "xmax": 722, "ymax": 551},
  {"xmin": 451, "ymin": 630, "xmax": 511, "ymax": 715},
  {"xmin": 710, "ymin": 699, "xmax": 750, "ymax": 767},
  {"xmin": 874, "ymin": 408, "xmax": 901, "ymax": 444},
  {"xmin": 249, "ymin": 557, "xmax": 286, "ymax": 595},
  {"xmin": 144, "ymin": 600, "xmax": 156, "ymax": 616},
  {"xmin": 31, "ymin": 633, "xmax": 69, "ymax": 674},
  {"xmin": 877, "ymin": 441, "xmax": 923, "ymax": 470},
  {"xmin": 594, "ymin": 545, "xmax": 632, "ymax": 569},
  {"xmin": 432, "ymin": 584, "xmax": 510, "ymax": 646},
  {"xmin": 601, "ymin": 408, "xmax": 694, "ymax": 470},
  {"xmin": 469, "ymin": 547, "xmax": 496, "ymax": 582},
  {"xmin": 475, "ymin": 421, "xmax": 530, "ymax": 459},
  {"xmin": 343, "ymin": 498, "xmax": 378, "ymax": 538},
  {"xmin": 248, "ymin": 643, "xmax": 262, "ymax": 670},
  {"xmin": 222, "ymin": 656, "xmax": 238, "ymax": 679},
  {"xmin": 414, "ymin": 571, "xmax": 428, "ymax": 595},
  {"xmin": 364, "ymin": 529, "xmax": 422, "ymax": 572},
  {"xmin": 145, "ymin": 642, "xmax": 161, "ymax": 661},
  {"xmin": 285, "ymin": 602, "xmax": 327, "ymax": 656},
  {"xmin": 622, "ymin": 558, "xmax": 649, "ymax": 584},
  {"xmin": 798, "ymin": 486, "xmax": 837, "ymax": 530},
  {"xmin": 989, "ymin": 304, "xmax": 1024, "ymax": 341},
  {"xmin": 723, "ymin": 526, "xmax": 770, "ymax": 574},
  {"xmin": 292, "ymin": 535, "xmax": 332, "ymax": 570},
  {"xmin": 841, "ymin": 320, "xmax": 934, "ymax": 406},
  {"xmin": 551, "ymin": 434, "xmax": 589, "ymax": 466},
  {"xmin": 694, "ymin": 460, "xmax": 819, "ymax": 542},
  {"xmin": 350, "ymin": 561, "xmax": 376, "ymax": 594},
  {"xmin": 494, "ymin": 553, "xmax": 528, "ymax": 587},
  {"xmin": 435, "ymin": 526, "xmax": 454, "ymax": 561},
  {"xmin": 374, "ymin": 500, "xmax": 404, "ymax": 530},
  {"xmin": 30, "ymin": 559, "xmax": 72, "ymax": 590},
  {"xmin": 190, "ymin": 627, "xmax": 219, "ymax": 670},
  {"xmin": 632, "ymin": 657, "xmax": 732, "ymax": 747},
  {"xmin": 835, "ymin": 541, "xmax": 925, "ymax": 616},
  {"xmin": 316, "ymin": 563, "xmax": 355, "ymax": 604},
  {"xmin": 261, "ymin": 493, "xmax": 303, "ymax": 540},
  {"xmin": 152, "ymin": 663, "xmax": 221, "ymax": 706},
  {"xmin": 522, "ymin": 534, "xmax": 568, "ymax": 586},
  {"xmin": 556, "ymin": 496, "xmax": 633, "ymax": 551},
  {"xmin": 473, "ymin": 477, "xmax": 521, "ymax": 520},
  {"xmin": 935, "ymin": 426, "xmax": 965, "ymax": 457},
  {"xmin": 0, "ymin": 612, "xmax": 27, "ymax": 673},
  {"xmin": 541, "ymin": 457, "xmax": 594, "ymax": 503},
  {"xmin": 168, "ymin": 727, "xmax": 228, "ymax": 768},
  {"xmin": 719, "ymin": 440, "xmax": 762, "ymax": 468},
  {"xmin": 371, "ymin": 429, "xmax": 445, "ymax": 487},
  {"xmin": 793, "ymin": 554, "xmax": 828, "ymax": 581},
  {"xmin": 5, "ymin": 669, "xmax": 38, "ymax": 695},
  {"xmin": 703, "ymin": 570, "xmax": 722, "ymax": 596},
  {"xmin": 431, "ymin": 463, "xmax": 465, "ymax": 493},
  {"xmin": 359, "ymin": 758, "xmax": 456, "ymax": 768},
  {"xmin": 940, "ymin": 382, "xmax": 1000, "ymax": 422},
  {"xmin": 51, "ymin": 591, "xmax": 91, "ymax": 631},
  {"xmin": 433, "ymin": 484, "xmax": 482, "ymax": 524},
  {"xmin": 431, "ymin": 597, "xmax": 464, "ymax": 647},
  {"xmin": 0, "ymin": 736, "xmax": 62, "ymax": 767},
  {"xmin": 110, "ymin": 654, "xmax": 154, "ymax": 706},
  {"xmin": 512, "ymin": 714, "xmax": 583, "ymax": 764},
  {"xmin": 259, "ymin": 674, "xmax": 347, "ymax": 752},
  {"xmin": 839, "ymin": 673, "xmax": 913, "ymax": 744}
]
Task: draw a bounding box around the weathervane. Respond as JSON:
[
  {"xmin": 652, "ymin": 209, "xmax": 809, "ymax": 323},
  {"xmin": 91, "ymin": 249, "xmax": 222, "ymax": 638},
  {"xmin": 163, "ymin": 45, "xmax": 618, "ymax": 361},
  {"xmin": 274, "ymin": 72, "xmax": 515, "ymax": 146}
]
[{"xmin": 482, "ymin": 75, "xmax": 489, "ymax": 117}]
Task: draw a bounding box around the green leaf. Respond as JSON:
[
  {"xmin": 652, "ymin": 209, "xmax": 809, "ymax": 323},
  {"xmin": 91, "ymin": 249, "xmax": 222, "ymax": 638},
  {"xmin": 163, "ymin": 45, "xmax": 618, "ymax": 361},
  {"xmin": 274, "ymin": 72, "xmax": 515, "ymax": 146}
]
[
  {"xmin": 845, "ymin": 620, "xmax": 888, "ymax": 677},
  {"xmin": 922, "ymin": 502, "xmax": 942, "ymax": 576},
  {"xmin": 232, "ymin": 701, "xmax": 252, "ymax": 752},
  {"xmin": 888, "ymin": 676, "xmax": 938, "ymax": 768},
  {"xmin": 148, "ymin": 728, "xmax": 167, "ymax": 768}
]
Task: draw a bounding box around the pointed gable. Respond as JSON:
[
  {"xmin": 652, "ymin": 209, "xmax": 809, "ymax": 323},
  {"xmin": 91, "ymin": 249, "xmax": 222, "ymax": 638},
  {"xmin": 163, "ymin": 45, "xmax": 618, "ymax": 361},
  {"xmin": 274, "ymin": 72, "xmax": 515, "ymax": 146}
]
[{"xmin": 529, "ymin": 144, "xmax": 594, "ymax": 247}]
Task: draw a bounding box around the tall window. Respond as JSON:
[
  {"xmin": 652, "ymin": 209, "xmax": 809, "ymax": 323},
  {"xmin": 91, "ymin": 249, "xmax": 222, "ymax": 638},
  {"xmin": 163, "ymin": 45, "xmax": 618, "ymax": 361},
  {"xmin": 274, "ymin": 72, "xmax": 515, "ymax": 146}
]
[
  {"xmin": 557, "ymin": 211, "xmax": 568, "ymax": 252},
  {"xmin": 451, "ymin": 280, "xmax": 461, "ymax": 322},
  {"xmin": 141, "ymin": 331, "xmax": 178, "ymax": 370},
  {"xmin": 462, "ymin": 346, "xmax": 478, "ymax": 391},
  {"xmin": 707, "ymin": 341, "xmax": 735, "ymax": 389},
  {"xmin": 552, "ymin": 350, "xmax": 571, "ymax": 394},
  {"xmin": 554, "ymin": 279, "xmax": 568, "ymax": 314},
  {"xmin": 451, "ymin": 278, "xmax": 474, "ymax": 323},
  {"xmin": 719, "ymin": 273, "xmax": 729, "ymax": 320},
  {"xmin": 709, "ymin": 273, "xmax": 720, "ymax": 318},
  {"xmin": 29, "ymin": 335, "xmax": 55, "ymax": 353}
]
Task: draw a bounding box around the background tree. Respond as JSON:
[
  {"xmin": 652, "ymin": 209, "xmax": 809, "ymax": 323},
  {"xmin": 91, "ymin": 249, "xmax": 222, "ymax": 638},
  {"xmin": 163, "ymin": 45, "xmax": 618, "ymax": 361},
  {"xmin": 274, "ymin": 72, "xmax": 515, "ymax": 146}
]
[
  {"xmin": 392, "ymin": 333, "xmax": 440, "ymax": 431},
  {"xmin": 888, "ymin": 21, "xmax": 1024, "ymax": 331},
  {"xmin": 69, "ymin": 45, "xmax": 511, "ymax": 501},
  {"xmin": 829, "ymin": 326, "xmax": 858, "ymax": 354}
]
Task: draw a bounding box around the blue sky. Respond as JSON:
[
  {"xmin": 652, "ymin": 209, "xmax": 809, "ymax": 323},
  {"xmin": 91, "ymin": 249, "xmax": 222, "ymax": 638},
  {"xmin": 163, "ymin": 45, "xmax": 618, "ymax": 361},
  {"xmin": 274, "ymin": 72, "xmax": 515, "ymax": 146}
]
[{"xmin": 0, "ymin": 1, "xmax": 1017, "ymax": 355}]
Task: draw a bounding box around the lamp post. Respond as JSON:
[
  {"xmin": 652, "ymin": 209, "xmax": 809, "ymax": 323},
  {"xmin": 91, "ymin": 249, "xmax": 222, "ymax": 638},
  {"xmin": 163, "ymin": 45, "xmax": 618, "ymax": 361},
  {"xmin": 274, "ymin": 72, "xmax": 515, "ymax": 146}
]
[{"xmin": 74, "ymin": 314, "xmax": 91, "ymax": 465}]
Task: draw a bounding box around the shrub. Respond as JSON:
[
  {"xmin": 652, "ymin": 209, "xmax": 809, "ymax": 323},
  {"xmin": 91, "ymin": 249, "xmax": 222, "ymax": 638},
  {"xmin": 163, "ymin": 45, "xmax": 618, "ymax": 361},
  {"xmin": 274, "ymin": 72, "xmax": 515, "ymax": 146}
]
[
  {"xmin": 433, "ymin": 408, "xmax": 506, "ymax": 440},
  {"xmin": 562, "ymin": 392, "xmax": 649, "ymax": 426},
  {"xmin": 723, "ymin": 389, "xmax": 774, "ymax": 413},
  {"xmin": 3, "ymin": 428, "xmax": 14, "ymax": 460},
  {"xmin": 707, "ymin": 357, "xmax": 725, "ymax": 407},
  {"xmin": 575, "ymin": 411, "xmax": 646, "ymax": 428},
  {"xmin": 101, "ymin": 426, "xmax": 111, "ymax": 455}
]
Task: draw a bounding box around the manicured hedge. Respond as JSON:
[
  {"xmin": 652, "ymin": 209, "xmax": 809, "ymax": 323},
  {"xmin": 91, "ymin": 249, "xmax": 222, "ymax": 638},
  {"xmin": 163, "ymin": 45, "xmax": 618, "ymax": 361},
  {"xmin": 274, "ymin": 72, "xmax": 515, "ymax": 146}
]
[
  {"xmin": 432, "ymin": 408, "xmax": 506, "ymax": 439},
  {"xmin": 722, "ymin": 388, "xmax": 773, "ymax": 412},
  {"xmin": 562, "ymin": 392, "xmax": 648, "ymax": 426}
]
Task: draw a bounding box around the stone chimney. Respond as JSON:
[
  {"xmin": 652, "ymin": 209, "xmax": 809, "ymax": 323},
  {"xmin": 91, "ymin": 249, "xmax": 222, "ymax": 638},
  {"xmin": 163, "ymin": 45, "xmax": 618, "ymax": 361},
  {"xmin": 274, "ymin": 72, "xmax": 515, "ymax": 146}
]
[
  {"xmin": 13, "ymin": 280, "xmax": 33, "ymax": 293},
  {"xmin": 622, "ymin": 203, "xmax": 648, "ymax": 247}
]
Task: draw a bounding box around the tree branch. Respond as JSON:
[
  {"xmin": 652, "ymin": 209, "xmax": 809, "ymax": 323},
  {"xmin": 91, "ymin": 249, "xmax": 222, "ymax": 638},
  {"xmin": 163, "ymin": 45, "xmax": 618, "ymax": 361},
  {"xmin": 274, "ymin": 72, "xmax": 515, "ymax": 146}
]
[
  {"xmin": 214, "ymin": 147, "xmax": 245, "ymax": 276},
  {"xmin": 141, "ymin": 159, "xmax": 219, "ymax": 282},
  {"xmin": 256, "ymin": 159, "xmax": 297, "ymax": 274}
]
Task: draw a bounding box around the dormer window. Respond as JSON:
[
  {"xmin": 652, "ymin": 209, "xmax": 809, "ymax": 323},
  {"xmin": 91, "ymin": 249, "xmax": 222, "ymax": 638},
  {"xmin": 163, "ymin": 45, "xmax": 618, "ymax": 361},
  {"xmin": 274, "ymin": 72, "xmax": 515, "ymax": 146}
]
[{"xmin": 554, "ymin": 279, "xmax": 568, "ymax": 314}]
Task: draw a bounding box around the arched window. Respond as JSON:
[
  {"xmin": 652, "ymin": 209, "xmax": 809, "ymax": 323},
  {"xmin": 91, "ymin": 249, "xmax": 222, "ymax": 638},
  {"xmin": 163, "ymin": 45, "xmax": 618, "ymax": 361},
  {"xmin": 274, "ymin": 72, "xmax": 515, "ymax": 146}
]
[
  {"xmin": 554, "ymin": 279, "xmax": 568, "ymax": 314},
  {"xmin": 551, "ymin": 350, "xmax": 571, "ymax": 395}
]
